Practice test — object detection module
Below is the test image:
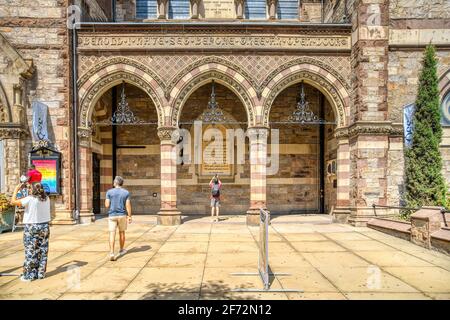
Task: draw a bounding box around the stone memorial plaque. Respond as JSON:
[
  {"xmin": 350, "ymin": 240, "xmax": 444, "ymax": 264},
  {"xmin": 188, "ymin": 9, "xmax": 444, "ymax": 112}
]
[{"xmin": 203, "ymin": 0, "xmax": 235, "ymax": 19}]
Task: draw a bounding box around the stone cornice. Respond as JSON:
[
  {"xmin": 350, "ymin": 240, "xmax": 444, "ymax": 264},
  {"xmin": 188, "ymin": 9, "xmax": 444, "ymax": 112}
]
[{"xmin": 335, "ymin": 122, "xmax": 404, "ymax": 139}]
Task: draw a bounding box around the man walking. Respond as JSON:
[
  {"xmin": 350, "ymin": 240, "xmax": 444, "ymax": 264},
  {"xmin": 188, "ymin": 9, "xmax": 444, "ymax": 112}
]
[
  {"xmin": 105, "ymin": 176, "xmax": 132, "ymax": 261},
  {"xmin": 209, "ymin": 174, "xmax": 222, "ymax": 222}
]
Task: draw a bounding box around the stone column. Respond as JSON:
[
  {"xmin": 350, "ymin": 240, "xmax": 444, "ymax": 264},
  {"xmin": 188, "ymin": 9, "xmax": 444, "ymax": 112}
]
[
  {"xmin": 333, "ymin": 131, "xmax": 351, "ymax": 223},
  {"xmin": 190, "ymin": 0, "xmax": 201, "ymax": 19},
  {"xmin": 348, "ymin": 0, "xmax": 390, "ymax": 226},
  {"xmin": 78, "ymin": 128, "xmax": 95, "ymax": 224},
  {"xmin": 157, "ymin": 127, "xmax": 181, "ymax": 225},
  {"xmin": 267, "ymin": 0, "xmax": 277, "ymax": 20},
  {"xmin": 157, "ymin": 0, "xmax": 168, "ymax": 19},
  {"xmin": 235, "ymin": 0, "xmax": 245, "ymax": 19},
  {"xmin": 246, "ymin": 127, "xmax": 269, "ymax": 226}
]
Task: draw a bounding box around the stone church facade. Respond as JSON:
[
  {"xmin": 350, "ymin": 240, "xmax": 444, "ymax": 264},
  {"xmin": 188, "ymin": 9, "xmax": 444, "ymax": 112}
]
[{"xmin": 0, "ymin": 0, "xmax": 449, "ymax": 226}]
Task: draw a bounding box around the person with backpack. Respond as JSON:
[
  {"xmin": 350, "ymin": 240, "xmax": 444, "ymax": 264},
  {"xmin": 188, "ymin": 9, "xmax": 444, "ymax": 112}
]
[
  {"xmin": 209, "ymin": 174, "xmax": 222, "ymax": 222},
  {"xmin": 10, "ymin": 182, "xmax": 51, "ymax": 282}
]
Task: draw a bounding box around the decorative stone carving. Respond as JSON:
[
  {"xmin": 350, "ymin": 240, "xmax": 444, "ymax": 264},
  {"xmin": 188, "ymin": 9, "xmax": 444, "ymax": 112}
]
[
  {"xmin": 335, "ymin": 122, "xmax": 404, "ymax": 138},
  {"xmin": 77, "ymin": 56, "xmax": 166, "ymax": 93},
  {"xmin": 166, "ymin": 56, "xmax": 257, "ymax": 99},
  {"xmin": 171, "ymin": 71, "xmax": 255, "ymax": 127},
  {"xmin": 157, "ymin": 0, "xmax": 168, "ymax": 19},
  {"xmin": 260, "ymin": 56, "xmax": 351, "ymax": 93},
  {"xmin": 190, "ymin": 0, "xmax": 201, "ymax": 19},
  {"xmin": 0, "ymin": 126, "xmax": 28, "ymax": 139},
  {"xmin": 263, "ymin": 71, "xmax": 346, "ymax": 128},
  {"xmin": 79, "ymin": 71, "xmax": 164, "ymax": 130},
  {"xmin": 0, "ymin": 102, "xmax": 8, "ymax": 123},
  {"xmin": 77, "ymin": 127, "xmax": 92, "ymax": 147},
  {"xmin": 267, "ymin": 0, "xmax": 277, "ymax": 19},
  {"xmin": 157, "ymin": 126, "xmax": 179, "ymax": 143},
  {"xmin": 235, "ymin": 0, "xmax": 245, "ymax": 19},
  {"xmin": 247, "ymin": 127, "xmax": 269, "ymax": 142},
  {"xmin": 77, "ymin": 34, "xmax": 351, "ymax": 52}
]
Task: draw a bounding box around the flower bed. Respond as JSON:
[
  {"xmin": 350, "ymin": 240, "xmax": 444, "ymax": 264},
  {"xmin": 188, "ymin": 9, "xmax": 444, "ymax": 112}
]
[{"xmin": 0, "ymin": 193, "xmax": 14, "ymax": 233}]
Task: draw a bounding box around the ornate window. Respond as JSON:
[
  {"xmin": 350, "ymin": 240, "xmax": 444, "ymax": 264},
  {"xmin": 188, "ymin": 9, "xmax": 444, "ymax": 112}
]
[
  {"xmin": 441, "ymin": 90, "xmax": 450, "ymax": 127},
  {"xmin": 168, "ymin": 0, "xmax": 190, "ymax": 19},
  {"xmin": 245, "ymin": 0, "xmax": 267, "ymax": 19},
  {"xmin": 277, "ymin": 0, "xmax": 299, "ymax": 19},
  {"xmin": 136, "ymin": 0, "xmax": 158, "ymax": 19}
]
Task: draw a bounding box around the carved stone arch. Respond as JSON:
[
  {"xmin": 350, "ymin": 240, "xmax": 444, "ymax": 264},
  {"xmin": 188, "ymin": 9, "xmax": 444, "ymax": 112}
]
[
  {"xmin": 262, "ymin": 68, "xmax": 350, "ymax": 128},
  {"xmin": 79, "ymin": 71, "xmax": 165, "ymax": 134},
  {"xmin": 166, "ymin": 56, "xmax": 259, "ymax": 99},
  {"xmin": 260, "ymin": 56, "xmax": 351, "ymax": 93},
  {"xmin": 169, "ymin": 68, "xmax": 257, "ymax": 127},
  {"xmin": 77, "ymin": 56, "xmax": 166, "ymax": 93},
  {"xmin": 439, "ymin": 68, "xmax": 450, "ymax": 98},
  {"xmin": 0, "ymin": 81, "xmax": 11, "ymax": 123}
]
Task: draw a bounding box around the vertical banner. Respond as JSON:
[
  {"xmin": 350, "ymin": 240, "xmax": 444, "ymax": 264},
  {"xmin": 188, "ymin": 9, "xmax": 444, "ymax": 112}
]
[
  {"xmin": 403, "ymin": 103, "xmax": 415, "ymax": 148},
  {"xmin": 32, "ymin": 101, "xmax": 49, "ymax": 142}
]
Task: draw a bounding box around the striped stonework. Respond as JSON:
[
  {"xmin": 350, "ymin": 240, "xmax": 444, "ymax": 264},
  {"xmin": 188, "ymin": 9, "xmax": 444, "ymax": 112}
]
[
  {"xmin": 246, "ymin": 127, "xmax": 269, "ymax": 225},
  {"xmin": 157, "ymin": 127, "xmax": 181, "ymax": 225},
  {"xmin": 168, "ymin": 62, "xmax": 258, "ymax": 127},
  {"xmin": 336, "ymin": 137, "xmax": 350, "ymax": 209},
  {"xmin": 261, "ymin": 62, "xmax": 350, "ymax": 128},
  {"xmin": 78, "ymin": 144, "xmax": 95, "ymax": 224}
]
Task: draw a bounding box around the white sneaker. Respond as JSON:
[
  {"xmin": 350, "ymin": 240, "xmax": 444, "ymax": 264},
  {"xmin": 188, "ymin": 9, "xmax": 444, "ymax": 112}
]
[
  {"xmin": 20, "ymin": 276, "xmax": 32, "ymax": 282},
  {"xmin": 118, "ymin": 249, "xmax": 127, "ymax": 257},
  {"xmin": 109, "ymin": 253, "xmax": 116, "ymax": 261}
]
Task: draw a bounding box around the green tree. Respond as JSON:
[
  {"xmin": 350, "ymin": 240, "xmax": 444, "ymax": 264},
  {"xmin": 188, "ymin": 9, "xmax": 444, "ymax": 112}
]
[{"xmin": 404, "ymin": 44, "xmax": 448, "ymax": 214}]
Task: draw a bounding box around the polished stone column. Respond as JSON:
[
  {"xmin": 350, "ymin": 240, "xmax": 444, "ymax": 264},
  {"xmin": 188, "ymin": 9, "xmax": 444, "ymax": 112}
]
[
  {"xmin": 267, "ymin": 0, "xmax": 277, "ymax": 20},
  {"xmin": 157, "ymin": 0, "xmax": 168, "ymax": 19},
  {"xmin": 235, "ymin": 0, "xmax": 245, "ymax": 19},
  {"xmin": 246, "ymin": 127, "xmax": 269, "ymax": 226},
  {"xmin": 78, "ymin": 127, "xmax": 95, "ymax": 224},
  {"xmin": 157, "ymin": 127, "xmax": 181, "ymax": 225}
]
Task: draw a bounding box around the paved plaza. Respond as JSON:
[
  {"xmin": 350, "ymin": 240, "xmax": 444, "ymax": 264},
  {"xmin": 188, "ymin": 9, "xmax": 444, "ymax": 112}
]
[{"xmin": 0, "ymin": 215, "xmax": 449, "ymax": 300}]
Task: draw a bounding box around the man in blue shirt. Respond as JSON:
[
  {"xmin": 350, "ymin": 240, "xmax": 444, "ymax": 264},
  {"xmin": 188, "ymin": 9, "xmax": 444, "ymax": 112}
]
[{"xmin": 105, "ymin": 176, "xmax": 132, "ymax": 261}]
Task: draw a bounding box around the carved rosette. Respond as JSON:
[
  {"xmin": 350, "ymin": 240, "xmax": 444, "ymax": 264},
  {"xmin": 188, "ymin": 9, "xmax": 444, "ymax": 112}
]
[{"xmin": 157, "ymin": 127, "xmax": 179, "ymax": 144}]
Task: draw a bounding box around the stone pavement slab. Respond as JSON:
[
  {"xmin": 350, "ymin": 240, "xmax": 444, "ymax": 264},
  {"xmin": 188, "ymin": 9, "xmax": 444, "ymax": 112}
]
[{"xmin": 0, "ymin": 214, "xmax": 449, "ymax": 300}]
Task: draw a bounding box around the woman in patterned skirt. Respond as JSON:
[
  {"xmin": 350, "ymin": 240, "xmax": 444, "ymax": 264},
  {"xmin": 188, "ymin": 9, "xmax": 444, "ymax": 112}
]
[{"xmin": 10, "ymin": 182, "xmax": 51, "ymax": 282}]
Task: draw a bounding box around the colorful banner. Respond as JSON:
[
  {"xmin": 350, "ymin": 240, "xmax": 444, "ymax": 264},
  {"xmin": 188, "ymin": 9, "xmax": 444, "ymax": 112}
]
[{"xmin": 31, "ymin": 159, "xmax": 58, "ymax": 194}]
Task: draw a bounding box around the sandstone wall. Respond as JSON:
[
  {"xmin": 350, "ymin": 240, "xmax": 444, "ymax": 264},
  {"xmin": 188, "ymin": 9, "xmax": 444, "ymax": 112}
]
[
  {"xmin": 389, "ymin": 0, "xmax": 450, "ymax": 19},
  {"xmin": 0, "ymin": 0, "xmax": 72, "ymax": 219}
]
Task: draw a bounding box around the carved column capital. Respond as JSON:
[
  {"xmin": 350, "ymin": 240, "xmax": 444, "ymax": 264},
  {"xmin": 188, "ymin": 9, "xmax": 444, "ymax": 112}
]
[
  {"xmin": 0, "ymin": 125, "xmax": 28, "ymax": 140},
  {"xmin": 77, "ymin": 127, "xmax": 92, "ymax": 148},
  {"xmin": 157, "ymin": 126, "xmax": 179, "ymax": 144},
  {"xmin": 247, "ymin": 126, "xmax": 269, "ymax": 142}
]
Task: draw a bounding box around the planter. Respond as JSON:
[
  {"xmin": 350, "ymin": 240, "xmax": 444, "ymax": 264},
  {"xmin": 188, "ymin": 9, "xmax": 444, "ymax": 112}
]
[{"xmin": 0, "ymin": 207, "xmax": 15, "ymax": 233}]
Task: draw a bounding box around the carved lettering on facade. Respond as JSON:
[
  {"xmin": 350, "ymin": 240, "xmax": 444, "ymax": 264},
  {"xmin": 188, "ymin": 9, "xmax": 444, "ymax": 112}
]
[{"xmin": 78, "ymin": 35, "xmax": 350, "ymax": 51}]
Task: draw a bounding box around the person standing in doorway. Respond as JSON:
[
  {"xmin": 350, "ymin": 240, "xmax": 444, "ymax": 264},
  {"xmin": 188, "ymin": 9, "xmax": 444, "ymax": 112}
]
[
  {"xmin": 27, "ymin": 164, "xmax": 42, "ymax": 184},
  {"xmin": 105, "ymin": 176, "xmax": 132, "ymax": 261},
  {"xmin": 10, "ymin": 182, "xmax": 51, "ymax": 282},
  {"xmin": 209, "ymin": 174, "xmax": 222, "ymax": 222}
]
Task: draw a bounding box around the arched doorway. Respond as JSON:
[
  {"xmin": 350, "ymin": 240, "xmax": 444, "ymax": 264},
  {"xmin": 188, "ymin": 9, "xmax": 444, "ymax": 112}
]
[
  {"xmin": 268, "ymin": 82, "xmax": 338, "ymax": 214},
  {"xmin": 176, "ymin": 81, "xmax": 251, "ymax": 216},
  {"xmin": 82, "ymin": 82, "xmax": 161, "ymax": 219}
]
